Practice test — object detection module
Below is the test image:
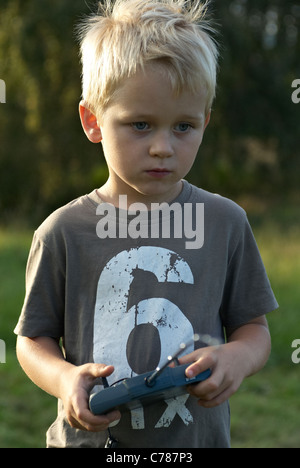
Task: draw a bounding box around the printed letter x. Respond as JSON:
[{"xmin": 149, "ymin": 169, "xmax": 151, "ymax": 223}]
[{"xmin": 155, "ymin": 395, "xmax": 193, "ymax": 428}]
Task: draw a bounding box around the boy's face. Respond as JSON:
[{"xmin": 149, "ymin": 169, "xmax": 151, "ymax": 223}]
[{"xmin": 80, "ymin": 65, "xmax": 210, "ymax": 207}]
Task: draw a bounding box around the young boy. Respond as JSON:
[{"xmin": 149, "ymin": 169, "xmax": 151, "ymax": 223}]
[{"xmin": 15, "ymin": 0, "xmax": 278, "ymax": 448}]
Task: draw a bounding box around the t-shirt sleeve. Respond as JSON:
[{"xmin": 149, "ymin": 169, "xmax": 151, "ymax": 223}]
[
  {"xmin": 14, "ymin": 231, "xmax": 65, "ymax": 338},
  {"xmin": 219, "ymin": 215, "xmax": 278, "ymax": 329}
]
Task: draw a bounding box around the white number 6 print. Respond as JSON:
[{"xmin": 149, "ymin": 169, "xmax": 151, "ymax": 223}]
[{"xmin": 93, "ymin": 246, "xmax": 195, "ymax": 385}]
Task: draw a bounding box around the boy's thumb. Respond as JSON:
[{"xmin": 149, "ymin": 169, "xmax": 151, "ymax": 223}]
[{"xmin": 91, "ymin": 363, "xmax": 115, "ymax": 378}]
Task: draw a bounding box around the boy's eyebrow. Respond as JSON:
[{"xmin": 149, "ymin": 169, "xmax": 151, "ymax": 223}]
[
  {"xmin": 178, "ymin": 113, "xmax": 205, "ymax": 124},
  {"xmin": 118, "ymin": 111, "xmax": 205, "ymax": 124}
]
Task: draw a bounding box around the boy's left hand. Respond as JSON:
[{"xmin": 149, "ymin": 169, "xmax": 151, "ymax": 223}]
[
  {"xmin": 179, "ymin": 317, "xmax": 271, "ymax": 408},
  {"xmin": 179, "ymin": 342, "xmax": 245, "ymax": 408}
]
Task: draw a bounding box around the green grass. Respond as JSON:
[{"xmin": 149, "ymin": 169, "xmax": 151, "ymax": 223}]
[
  {"xmin": 0, "ymin": 227, "xmax": 57, "ymax": 448},
  {"xmin": 230, "ymin": 200, "xmax": 300, "ymax": 448},
  {"xmin": 0, "ymin": 201, "xmax": 299, "ymax": 448}
]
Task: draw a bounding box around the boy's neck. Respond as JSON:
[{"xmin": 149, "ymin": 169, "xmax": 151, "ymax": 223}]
[{"xmin": 97, "ymin": 180, "xmax": 184, "ymax": 210}]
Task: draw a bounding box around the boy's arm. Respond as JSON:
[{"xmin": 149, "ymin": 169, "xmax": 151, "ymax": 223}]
[
  {"xmin": 16, "ymin": 336, "xmax": 121, "ymax": 431},
  {"xmin": 179, "ymin": 316, "xmax": 271, "ymax": 408}
]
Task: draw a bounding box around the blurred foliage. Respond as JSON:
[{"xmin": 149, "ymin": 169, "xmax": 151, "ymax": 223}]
[
  {"xmin": 193, "ymin": 0, "xmax": 300, "ymax": 198},
  {"xmin": 0, "ymin": 0, "xmax": 299, "ymax": 223}
]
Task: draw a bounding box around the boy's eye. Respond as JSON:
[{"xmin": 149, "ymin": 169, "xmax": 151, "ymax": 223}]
[
  {"xmin": 174, "ymin": 123, "xmax": 191, "ymax": 132},
  {"xmin": 132, "ymin": 122, "xmax": 149, "ymax": 131}
]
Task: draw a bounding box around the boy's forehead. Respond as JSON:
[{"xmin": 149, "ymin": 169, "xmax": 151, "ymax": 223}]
[
  {"xmin": 117, "ymin": 63, "xmax": 205, "ymax": 95},
  {"xmin": 107, "ymin": 65, "xmax": 208, "ymax": 116}
]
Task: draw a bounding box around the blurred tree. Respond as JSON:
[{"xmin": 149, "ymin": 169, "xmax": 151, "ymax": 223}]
[
  {"xmin": 0, "ymin": 0, "xmax": 106, "ymax": 222},
  {"xmin": 192, "ymin": 0, "xmax": 300, "ymax": 196},
  {"xmin": 0, "ymin": 0, "xmax": 299, "ymax": 223}
]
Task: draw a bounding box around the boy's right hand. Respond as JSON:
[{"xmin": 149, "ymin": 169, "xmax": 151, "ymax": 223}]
[{"xmin": 59, "ymin": 363, "xmax": 121, "ymax": 432}]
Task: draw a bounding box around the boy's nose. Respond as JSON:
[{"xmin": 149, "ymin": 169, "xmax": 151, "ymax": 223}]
[{"xmin": 149, "ymin": 131, "xmax": 174, "ymax": 158}]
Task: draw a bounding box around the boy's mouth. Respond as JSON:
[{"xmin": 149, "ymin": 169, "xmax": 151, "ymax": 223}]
[{"xmin": 146, "ymin": 168, "xmax": 171, "ymax": 178}]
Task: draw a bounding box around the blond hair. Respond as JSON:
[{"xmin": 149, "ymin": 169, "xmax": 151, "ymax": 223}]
[{"xmin": 78, "ymin": 0, "xmax": 218, "ymax": 116}]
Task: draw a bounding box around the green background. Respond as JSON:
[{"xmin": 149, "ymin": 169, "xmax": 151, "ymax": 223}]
[{"xmin": 0, "ymin": 0, "xmax": 299, "ymax": 447}]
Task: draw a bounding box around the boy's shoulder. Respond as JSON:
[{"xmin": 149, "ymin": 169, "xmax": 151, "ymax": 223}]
[
  {"xmin": 187, "ymin": 182, "xmax": 247, "ymax": 224},
  {"xmin": 35, "ymin": 191, "xmax": 98, "ymax": 245}
]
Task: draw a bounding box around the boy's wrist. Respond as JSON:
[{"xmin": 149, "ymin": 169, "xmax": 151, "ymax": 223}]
[
  {"xmin": 222, "ymin": 341, "xmax": 254, "ymax": 382},
  {"xmin": 226, "ymin": 320, "xmax": 271, "ymax": 378}
]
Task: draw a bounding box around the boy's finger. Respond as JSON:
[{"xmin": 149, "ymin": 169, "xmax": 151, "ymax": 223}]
[
  {"xmin": 95, "ymin": 364, "xmax": 115, "ymax": 377},
  {"xmin": 78, "ymin": 408, "xmax": 121, "ymax": 432},
  {"xmin": 184, "ymin": 354, "xmax": 216, "ymax": 379},
  {"xmin": 83, "ymin": 363, "xmax": 115, "ymax": 379},
  {"xmin": 73, "ymin": 388, "xmax": 121, "ymax": 432},
  {"xmin": 178, "ymin": 349, "xmax": 202, "ymax": 365}
]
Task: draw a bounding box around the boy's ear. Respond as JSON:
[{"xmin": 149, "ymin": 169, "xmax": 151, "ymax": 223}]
[
  {"xmin": 204, "ymin": 111, "xmax": 211, "ymax": 130},
  {"xmin": 79, "ymin": 100, "xmax": 102, "ymax": 143}
]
